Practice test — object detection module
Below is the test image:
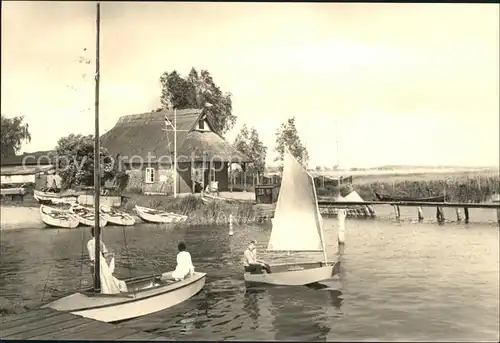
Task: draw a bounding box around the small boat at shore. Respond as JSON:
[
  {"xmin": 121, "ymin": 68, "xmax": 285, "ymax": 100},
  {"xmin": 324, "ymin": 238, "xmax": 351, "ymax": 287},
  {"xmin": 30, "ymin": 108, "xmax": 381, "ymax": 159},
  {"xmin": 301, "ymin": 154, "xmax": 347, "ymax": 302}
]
[
  {"xmin": 100, "ymin": 206, "xmax": 135, "ymax": 226},
  {"xmin": 374, "ymin": 191, "xmax": 446, "ymax": 202},
  {"xmin": 201, "ymin": 192, "xmax": 254, "ymax": 205},
  {"xmin": 34, "ymin": 190, "xmax": 78, "ymax": 205},
  {"xmin": 40, "ymin": 205, "xmax": 79, "ymax": 229},
  {"xmin": 135, "ymin": 205, "xmax": 187, "ymax": 224},
  {"xmin": 70, "ymin": 204, "xmax": 107, "ymax": 227}
]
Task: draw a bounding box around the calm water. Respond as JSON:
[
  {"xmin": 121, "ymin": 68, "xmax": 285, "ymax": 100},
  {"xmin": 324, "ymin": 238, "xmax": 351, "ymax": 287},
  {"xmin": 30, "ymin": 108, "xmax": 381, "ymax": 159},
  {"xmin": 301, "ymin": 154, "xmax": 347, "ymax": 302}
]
[{"xmin": 0, "ymin": 205, "xmax": 499, "ymax": 341}]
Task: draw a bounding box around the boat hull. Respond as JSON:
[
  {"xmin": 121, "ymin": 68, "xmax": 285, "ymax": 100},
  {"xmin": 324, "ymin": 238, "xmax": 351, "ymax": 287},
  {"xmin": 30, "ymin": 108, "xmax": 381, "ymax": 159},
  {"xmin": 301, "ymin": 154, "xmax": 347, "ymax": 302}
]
[
  {"xmin": 70, "ymin": 205, "xmax": 107, "ymax": 227},
  {"xmin": 34, "ymin": 192, "xmax": 77, "ymax": 205},
  {"xmin": 244, "ymin": 261, "xmax": 340, "ymax": 286},
  {"xmin": 135, "ymin": 205, "xmax": 187, "ymax": 224},
  {"xmin": 100, "ymin": 206, "xmax": 135, "ymax": 226},
  {"xmin": 374, "ymin": 192, "xmax": 445, "ymax": 202},
  {"xmin": 39, "ymin": 205, "xmax": 80, "ymax": 229},
  {"xmin": 43, "ymin": 272, "xmax": 206, "ymax": 323}
]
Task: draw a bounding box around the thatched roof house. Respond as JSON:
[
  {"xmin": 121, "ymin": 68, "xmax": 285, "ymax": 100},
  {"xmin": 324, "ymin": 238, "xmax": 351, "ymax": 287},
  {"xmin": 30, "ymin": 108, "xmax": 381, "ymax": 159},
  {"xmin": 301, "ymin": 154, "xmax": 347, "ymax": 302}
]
[
  {"xmin": 101, "ymin": 109, "xmax": 249, "ymax": 163},
  {"xmin": 101, "ymin": 109, "xmax": 251, "ymax": 194}
]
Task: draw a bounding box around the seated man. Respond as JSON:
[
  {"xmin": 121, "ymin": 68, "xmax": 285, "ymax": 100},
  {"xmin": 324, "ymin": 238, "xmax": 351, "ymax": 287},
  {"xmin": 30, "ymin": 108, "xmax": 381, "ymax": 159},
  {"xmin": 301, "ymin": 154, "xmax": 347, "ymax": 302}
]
[
  {"xmin": 243, "ymin": 240, "xmax": 272, "ymax": 274},
  {"xmin": 171, "ymin": 242, "xmax": 195, "ymax": 281}
]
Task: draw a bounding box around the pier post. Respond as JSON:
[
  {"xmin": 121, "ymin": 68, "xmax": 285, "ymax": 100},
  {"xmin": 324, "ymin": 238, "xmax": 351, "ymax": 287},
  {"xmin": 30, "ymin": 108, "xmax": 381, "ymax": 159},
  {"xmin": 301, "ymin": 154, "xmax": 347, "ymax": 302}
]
[
  {"xmin": 393, "ymin": 205, "xmax": 400, "ymax": 220},
  {"xmin": 464, "ymin": 207, "xmax": 469, "ymax": 224},
  {"xmin": 337, "ymin": 209, "xmax": 346, "ymax": 245},
  {"xmin": 436, "ymin": 207, "xmax": 445, "ymax": 224},
  {"xmin": 417, "ymin": 206, "xmax": 424, "ymax": 222},
  {"xmin": 455, "ymin": 208, "xmax": 462, "ymax": 222},
  {"xmin": 229, "ymin": 214, "xmax": 234, "ymax": 236}
]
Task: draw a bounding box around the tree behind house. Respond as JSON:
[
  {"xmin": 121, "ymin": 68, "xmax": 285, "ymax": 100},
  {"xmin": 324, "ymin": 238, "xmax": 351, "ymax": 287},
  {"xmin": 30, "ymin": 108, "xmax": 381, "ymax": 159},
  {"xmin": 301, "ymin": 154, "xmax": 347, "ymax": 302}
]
[
  {"xmin": 1, "ymin": 114, "xmax": 31, "ymax": 158},
  {"xmin": 275, "ymin": 117, "xmax": 309, "ymax": 169},
  {"xmin": 233, "ymin": 124, "xmax": 267, "ymax": 182},
  {"xmin": 158, "ymin": 67, "xmax": 237, "ymax": 136}
]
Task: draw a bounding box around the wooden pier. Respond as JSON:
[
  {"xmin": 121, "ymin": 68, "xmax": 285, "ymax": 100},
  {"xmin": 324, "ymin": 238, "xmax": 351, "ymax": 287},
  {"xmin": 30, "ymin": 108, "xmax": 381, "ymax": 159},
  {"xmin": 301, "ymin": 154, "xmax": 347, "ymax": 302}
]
[
  {"xmin": 0, "ymin": 308, "xmax": 166, "ymax": 340},
  {"xmin": 317, "ymin": 199, "xmax": 500, "ymax": 224}
]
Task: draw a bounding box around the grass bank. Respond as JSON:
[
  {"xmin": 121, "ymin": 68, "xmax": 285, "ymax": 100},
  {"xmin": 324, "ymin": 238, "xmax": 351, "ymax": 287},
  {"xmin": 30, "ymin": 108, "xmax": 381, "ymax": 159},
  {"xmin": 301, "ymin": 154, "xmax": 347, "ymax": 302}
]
[
  {"xmin": 316, "ymin": 172, "xmax": 500, "ymax": 203},
  {"xmin": 123, "ymin": 194, "xmax": 256, "ymax": 225}
]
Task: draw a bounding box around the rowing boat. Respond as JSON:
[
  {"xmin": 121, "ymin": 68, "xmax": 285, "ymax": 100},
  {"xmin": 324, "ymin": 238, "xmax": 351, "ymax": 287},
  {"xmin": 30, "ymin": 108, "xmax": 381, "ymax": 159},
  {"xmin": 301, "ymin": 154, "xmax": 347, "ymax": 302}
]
[
  {"xmin": 135, "ymin": 205, "xmax": 187, "ymax": 223},
  {"xmin": 39, "ymin": 205, "xmax": 79, "ymax": 229},
  {"xmin": 374, "ymin": 191, "xmax": 446, "ymax": 202}
]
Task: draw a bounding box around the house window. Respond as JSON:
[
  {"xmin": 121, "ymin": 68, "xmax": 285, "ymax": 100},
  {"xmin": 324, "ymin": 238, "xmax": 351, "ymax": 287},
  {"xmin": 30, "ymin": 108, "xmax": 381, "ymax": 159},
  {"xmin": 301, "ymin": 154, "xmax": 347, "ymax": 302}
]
[
  {"xmin": 198, "ymin": 119, "xmax": 205, "ymax": 130},
  {"xmin": 145, "ymin": 167, "xmax": 155, "ymax": 184}
]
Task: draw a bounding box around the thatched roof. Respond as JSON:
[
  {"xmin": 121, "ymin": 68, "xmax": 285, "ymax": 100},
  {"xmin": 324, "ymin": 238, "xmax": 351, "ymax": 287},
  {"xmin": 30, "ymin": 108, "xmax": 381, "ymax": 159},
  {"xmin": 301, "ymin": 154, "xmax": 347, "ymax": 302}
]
[{"xmin": 101, "ymin": 109, "xmax": 251, "ymax": 163}]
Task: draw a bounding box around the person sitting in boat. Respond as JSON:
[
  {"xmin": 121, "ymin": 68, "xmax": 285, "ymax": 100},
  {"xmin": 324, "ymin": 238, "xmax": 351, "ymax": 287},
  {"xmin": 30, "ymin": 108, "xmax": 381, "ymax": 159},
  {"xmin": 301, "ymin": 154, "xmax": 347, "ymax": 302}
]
[
  {"xmin": 87, "ymin": 227, "xmax": 112, "ymax": 275},
  {"xmin": 171, "ymin": 242, "xmax": 195, "ymax": 281},
  {"xmin": 243, "ymin": 240, "xmax": 271, "ymax": 274}
]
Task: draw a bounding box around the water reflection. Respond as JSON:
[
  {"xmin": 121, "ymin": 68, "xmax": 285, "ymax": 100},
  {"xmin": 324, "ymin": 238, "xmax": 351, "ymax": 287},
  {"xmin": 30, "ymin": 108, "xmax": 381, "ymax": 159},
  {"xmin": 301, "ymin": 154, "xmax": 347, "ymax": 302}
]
[
  {"xmin": 306, "ymin": 283, "xmax": 343, "ymax": 310},
  {"xmin": 267, "ymin": 285, "xmax": 332, "ymax": 341}
]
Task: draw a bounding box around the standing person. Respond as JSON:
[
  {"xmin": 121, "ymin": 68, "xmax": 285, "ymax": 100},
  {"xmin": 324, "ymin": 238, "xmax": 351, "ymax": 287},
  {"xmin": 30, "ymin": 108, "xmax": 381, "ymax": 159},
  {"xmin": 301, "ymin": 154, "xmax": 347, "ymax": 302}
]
[
  {"xmin": 171, "ymin": 242, "xmax": 195, "ymax": 281},
  {"xmin": 243, "ymin": 240, "xmax": 272, "ymax": 274},
  {"xmin": 87, "ymin": 227, "xmax": 111, "ymax": 276}
]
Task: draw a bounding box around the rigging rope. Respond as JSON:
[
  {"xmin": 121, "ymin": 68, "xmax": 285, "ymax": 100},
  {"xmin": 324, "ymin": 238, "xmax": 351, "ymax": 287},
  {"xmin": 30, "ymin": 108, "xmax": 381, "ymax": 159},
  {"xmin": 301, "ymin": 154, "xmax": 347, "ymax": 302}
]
[
  {"xmin": 122, "ymin": 226, "xmax": 133, "ymax": 277},
  {"xmin": 79, "ymin": 226, "xmax": 86, "ymax": 291},
  {"xmin": 40, "ymin": 228, "xmax": 61, "ymax": 304}
]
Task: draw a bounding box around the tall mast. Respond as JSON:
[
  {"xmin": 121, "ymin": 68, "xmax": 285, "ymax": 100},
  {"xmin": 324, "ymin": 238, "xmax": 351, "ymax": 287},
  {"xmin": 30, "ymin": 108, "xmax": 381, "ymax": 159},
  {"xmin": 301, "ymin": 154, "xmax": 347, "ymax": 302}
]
[
  {"xmin": 93, "ymin": 1, "xmax": 101, "ymax": 292},
  {"xmin": 173, "ymin": 109, "xmax": 177, "ymax": 198},
  {"xmin": 335, "ymin": 118, "xmax": 340, "ymax": 168}
]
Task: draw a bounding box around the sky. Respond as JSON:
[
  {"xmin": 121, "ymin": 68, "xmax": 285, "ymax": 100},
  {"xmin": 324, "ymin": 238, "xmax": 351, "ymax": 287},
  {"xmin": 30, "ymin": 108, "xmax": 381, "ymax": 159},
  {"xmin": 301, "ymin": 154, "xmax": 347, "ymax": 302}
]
[{"xmin": 2, "ymin": 2, "xmax": 499, "ymax": 168}]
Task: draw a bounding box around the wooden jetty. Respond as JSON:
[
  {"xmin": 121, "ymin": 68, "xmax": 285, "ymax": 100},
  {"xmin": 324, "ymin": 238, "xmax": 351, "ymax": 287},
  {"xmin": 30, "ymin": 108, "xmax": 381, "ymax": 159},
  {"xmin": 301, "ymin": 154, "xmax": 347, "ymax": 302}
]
[
  {"xmin": 0, "ymin": 308, "xmax": 166, "ymax": 340},
  {"xmin": 254, "ymin": 199, "xmax": 500, "ymax": 224},
  {"xmin": 318, "ymin": 199, "xmax": 500, "ymax": 224}
]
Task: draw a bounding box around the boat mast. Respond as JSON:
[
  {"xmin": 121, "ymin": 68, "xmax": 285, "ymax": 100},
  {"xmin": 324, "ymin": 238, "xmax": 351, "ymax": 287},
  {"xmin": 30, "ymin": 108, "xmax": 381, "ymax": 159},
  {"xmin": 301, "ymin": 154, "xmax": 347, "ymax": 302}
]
[
  {"xmin": 93, "ymin": 1, "xmax": 101, "ymax": 292},
  {"xmin": 174, "ymin": 108, "xmax": 177, "ymax": 198},
  {"xmin": 335, "ymin": 118, "xmax": 340, "ymax": 169}
]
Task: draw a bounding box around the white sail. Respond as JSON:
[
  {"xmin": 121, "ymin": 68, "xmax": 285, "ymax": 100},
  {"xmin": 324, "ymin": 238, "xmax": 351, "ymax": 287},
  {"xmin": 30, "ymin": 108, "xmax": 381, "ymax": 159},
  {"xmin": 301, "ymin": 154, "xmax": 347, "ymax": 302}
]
[{"xmin": 267, "ymin": 148, "xmax": 324, "ymax": 252}]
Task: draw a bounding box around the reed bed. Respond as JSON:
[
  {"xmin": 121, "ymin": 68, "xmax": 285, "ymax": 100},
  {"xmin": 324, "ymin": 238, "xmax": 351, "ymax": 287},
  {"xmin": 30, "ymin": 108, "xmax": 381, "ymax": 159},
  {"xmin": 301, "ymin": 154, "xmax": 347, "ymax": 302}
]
[
  {"xmin": 317, "ymin": 173, "xmax": 499, "ymax": 203},
  {"xmin": 123, "ymin": 194, "xmax": 257, "ymax": 225}
]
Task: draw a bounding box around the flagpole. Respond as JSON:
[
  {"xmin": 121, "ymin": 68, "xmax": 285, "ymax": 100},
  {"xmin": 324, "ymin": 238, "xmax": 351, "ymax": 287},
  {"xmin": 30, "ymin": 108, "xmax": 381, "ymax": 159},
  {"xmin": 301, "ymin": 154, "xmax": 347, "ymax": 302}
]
[
  {"xmin": 93, "ymin": 1, "xmax": 101, "ymax": 292},
  {"xmin": 174, "ymin": 108, "xmax": 177, "ymax": 198}
]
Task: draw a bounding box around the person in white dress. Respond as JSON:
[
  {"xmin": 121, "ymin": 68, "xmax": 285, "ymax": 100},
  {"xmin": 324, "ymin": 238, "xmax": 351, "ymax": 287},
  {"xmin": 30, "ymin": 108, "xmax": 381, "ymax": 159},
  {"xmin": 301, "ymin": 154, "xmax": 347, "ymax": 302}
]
[
  {"xmin": 171, "ymin": 242, "xmax": 195, "ymax": 281},
  {"xmin": 87, "ymin": 227, "xmax": 111, "ymax": 276},
  {"xmin": 87, "ymin": 227, "xmax": 127, "ymax": 294}
]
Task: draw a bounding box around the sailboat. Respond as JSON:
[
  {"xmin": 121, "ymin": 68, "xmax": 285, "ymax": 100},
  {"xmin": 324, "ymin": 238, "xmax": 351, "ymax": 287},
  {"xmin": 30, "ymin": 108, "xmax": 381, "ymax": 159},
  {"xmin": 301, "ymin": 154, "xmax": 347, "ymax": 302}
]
[
  {"xmin": 244, "ymin": 148, "xmax": 340, "ymax": 286},
  {"xmin": 43, "ymin": 2, "xmax": 206, "ymax": 323}
]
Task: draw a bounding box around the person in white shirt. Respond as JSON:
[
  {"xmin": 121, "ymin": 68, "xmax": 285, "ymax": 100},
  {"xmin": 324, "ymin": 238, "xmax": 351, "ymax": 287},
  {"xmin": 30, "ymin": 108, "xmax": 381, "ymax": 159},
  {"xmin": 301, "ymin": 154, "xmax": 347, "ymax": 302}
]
[
  {"xmin": 171, "ymin": 242, "xmax": 195, "ymax": 281},
  {"xmin": 243, "ymin": 240, "xmax": 271, "ymax": 274},
  {"xmin": 87, "ymin": 227, "xmax": 112, "ymax": 276}
]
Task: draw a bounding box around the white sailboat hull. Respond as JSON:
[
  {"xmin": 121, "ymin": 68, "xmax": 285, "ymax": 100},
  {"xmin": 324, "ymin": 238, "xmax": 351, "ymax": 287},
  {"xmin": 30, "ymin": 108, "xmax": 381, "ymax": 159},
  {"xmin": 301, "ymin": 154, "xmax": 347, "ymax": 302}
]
[
  {"xmin": 43, "ymin": 272, "xmax": 206, "ymax": 323},
  {"xmin": 244, "ymin": 261, "xmax": 340, "ymax": 286}
]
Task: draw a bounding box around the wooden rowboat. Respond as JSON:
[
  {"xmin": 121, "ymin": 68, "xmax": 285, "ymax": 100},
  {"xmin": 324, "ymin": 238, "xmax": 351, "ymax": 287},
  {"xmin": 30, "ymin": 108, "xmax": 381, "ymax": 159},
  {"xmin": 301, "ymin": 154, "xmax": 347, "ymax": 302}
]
[
  {"xmin": 100, "ymin": 206, "xmax": 135, "ymax": 226},
  {"xmin": 39, "ymin": 205, "xmax": 80, "ymax": 229},
  {"xmin": 374, "ymin": 191, "xmax": 446, "ymax": 202},
  {"xmin": 34, "ymin": 190, "xmax": 78, "ymax": 205},
  {"xmin": 135, "ymin": 205, "xmax": 187, "ymax": 224},
  {"xmin": 70, "ymin": 204, "xmax": 107, "ymax": 227}
]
